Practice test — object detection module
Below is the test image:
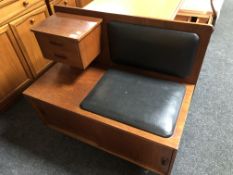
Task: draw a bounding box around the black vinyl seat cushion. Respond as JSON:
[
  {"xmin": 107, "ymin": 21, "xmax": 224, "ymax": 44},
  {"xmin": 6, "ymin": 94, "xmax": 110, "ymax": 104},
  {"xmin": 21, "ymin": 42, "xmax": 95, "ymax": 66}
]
[{"xmin": 80, "ymin": 69, "xmax": 186, "ymax": 138}]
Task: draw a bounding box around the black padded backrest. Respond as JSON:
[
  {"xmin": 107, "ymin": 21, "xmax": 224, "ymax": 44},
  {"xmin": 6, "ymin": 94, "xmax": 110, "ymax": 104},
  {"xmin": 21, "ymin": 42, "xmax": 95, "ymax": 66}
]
[{"xmin": 108, "ymin": 22, "xmax": 200, "ymax": 78}]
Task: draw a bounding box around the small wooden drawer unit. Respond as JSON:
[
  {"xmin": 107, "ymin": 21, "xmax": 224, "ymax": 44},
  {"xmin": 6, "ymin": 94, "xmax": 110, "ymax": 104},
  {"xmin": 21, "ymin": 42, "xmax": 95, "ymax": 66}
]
[{"xmin": 31, "ymin": 12, "xmax": 102, "ymax": 69}]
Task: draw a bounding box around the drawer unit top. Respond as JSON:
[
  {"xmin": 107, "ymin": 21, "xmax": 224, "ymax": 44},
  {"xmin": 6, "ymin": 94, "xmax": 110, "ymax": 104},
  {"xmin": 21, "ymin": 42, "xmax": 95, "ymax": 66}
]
[
  {"xmin": 31, "ymin": 12, "xmax": 102, "ymax": 69},
  {"xmin": 31, "ymin": 12, "xmax": 102, "ymax": 40}
]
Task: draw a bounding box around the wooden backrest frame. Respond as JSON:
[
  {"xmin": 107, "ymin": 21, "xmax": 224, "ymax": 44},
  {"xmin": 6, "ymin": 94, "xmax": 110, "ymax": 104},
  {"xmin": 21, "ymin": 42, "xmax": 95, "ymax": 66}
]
[{"xmin": 54, "ymin": 5, "xmax": 214, "ymax": 84}]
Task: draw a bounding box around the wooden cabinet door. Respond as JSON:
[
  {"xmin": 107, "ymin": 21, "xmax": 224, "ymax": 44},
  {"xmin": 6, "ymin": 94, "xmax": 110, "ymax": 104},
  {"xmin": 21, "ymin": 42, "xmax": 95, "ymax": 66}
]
[
  {"xmin": 0, "ymin": 25, "xmax": 31, "ymax": 107},
  {"xmin": 9, "ymin": 5, "xmax": 52, "ymax": 77}
]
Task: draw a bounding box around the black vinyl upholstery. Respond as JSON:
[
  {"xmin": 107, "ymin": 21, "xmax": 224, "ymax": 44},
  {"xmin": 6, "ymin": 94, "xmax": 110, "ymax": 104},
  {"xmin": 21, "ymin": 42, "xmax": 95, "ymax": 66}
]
[
  {"xmin": 108, "ymin": 22, "xmax": 200, "ymax": 78},
  {"xmin": 80, "ymin": 69, "xmax": 186, "ymax": 138}
]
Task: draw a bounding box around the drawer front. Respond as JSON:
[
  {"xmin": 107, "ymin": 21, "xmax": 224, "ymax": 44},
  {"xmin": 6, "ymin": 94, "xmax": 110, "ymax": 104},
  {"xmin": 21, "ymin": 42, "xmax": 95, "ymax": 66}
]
[
  {"xmin": 10, "ymin": 6, "xmax": 52, "ymax": 77},
  {"xmin": 45, "ymin": 47, "xmax": 82, "ymax": 68},
  {"xmin": 34, "ymin": 32, "xmax": 83, "ymax": 68},
  {"xmin": 0, "ymin": 0, "xmax": 42, "ymax": 25}
]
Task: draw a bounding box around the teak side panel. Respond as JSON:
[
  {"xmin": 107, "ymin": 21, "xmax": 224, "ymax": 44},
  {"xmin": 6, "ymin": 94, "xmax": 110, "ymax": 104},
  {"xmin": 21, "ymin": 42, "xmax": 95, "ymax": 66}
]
[
  {"xmin": 9, "ymin": 5, "xmax": 52, "ymax": 77},
  {"xmin": 0, "ymin": 25, "xmax": 32, "ymax": 110},
  {"xmin": 54, "ymin": 6, "xmax": 214, "ymax": 84},
  {"xmin": 26, "ymin": 96, "xmax": 174, "ymax": 175},
  {"xmin": 78, "ymin": 25, "xmax": 101, "ymax": 68}
]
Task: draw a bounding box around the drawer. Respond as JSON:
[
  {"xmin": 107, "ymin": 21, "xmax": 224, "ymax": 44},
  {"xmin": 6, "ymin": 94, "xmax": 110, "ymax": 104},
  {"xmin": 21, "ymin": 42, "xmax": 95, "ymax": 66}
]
[
  {"xmin": 0, "ymin": 0, "xmax": 42, "ymax": 25},
  {"xmin": 34, "ymin": 32, "xmax": 78, "ymax": 52},
  {"xmin": 32, "ymin": 13, "xmax": 102, "ymax": 69},
  {"xmin": 55, "ymin": 0, "xmax": 76, "ymax": 7},
  {"xmin": 34, "ymin": 32, "xmax": 83, "ymax": 67}
]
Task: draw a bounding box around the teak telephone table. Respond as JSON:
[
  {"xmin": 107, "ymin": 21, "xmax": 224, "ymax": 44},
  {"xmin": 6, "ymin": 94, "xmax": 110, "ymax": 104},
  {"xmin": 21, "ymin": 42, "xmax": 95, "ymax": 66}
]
[{"xmin": 23, "ymin": 0, "xmax": 218, "ymax": 174}]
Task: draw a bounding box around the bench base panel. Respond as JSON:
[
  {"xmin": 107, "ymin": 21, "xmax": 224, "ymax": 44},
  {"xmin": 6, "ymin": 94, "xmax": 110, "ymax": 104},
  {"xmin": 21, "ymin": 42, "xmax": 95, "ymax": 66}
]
[{"xmin": 26, "ymin": 96, "xmax": 177, "ymax": 175}]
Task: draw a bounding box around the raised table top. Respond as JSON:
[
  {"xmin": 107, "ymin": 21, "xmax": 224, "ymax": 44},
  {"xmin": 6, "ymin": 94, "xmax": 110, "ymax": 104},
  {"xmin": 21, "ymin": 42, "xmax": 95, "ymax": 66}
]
[{"xmin": 83, "ymin": 0, "xmax": 183, "ymax": 20}]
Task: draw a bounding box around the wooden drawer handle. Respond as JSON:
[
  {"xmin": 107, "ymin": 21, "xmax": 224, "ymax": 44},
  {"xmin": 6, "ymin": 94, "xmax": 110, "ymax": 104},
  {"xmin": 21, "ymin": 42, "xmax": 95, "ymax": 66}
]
[
  {"xmin": 64, "ymin": 0, "xmax": 68, "ymax": 5},
  {"xmin": 49, "ymin": 41, "xmax": 63, "ymax": 47},
  {"xmin": 54, "ymin": 54, "xmax": 67, "ymax": 60},
  {"xmin": 29, "ymin": 18, "xmax": 35, "ymax": 25},
  {"xmin": 23, "ymin": 0, "xmax": 29, "ymax": 7}
]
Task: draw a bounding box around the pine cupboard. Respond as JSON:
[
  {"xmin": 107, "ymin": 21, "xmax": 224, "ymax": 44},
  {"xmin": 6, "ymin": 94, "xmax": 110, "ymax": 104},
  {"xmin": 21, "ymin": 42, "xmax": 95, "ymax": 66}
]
[
  {"xmin": 0, "ymin": 0, "xmax": 52, "ymax": 111},
  {"xmin": 0, "ymin": 25, "xmax": 32, "ymax": 109},
  {"xmin": 9, "ymin": 6, "xmax": 51, "ymax": 77}
]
